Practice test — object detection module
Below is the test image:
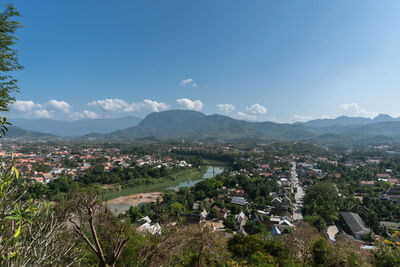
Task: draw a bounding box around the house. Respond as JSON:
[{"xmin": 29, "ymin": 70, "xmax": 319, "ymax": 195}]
[
  {"xmin": 271, "ymin": 197, "xmax": 282, "ymax": 207},
  {"xmin": 203, "ymin": 197, "xmax": 215, "ymax": 207},
  {"xmin": 270, "ymin": 226, "xmax": 281, "ymax": 236},
  {"xmin": 384, "ymin": 186, "xmax": 400, "ymax": 202},
  {"xmin": 137, "ymin": 222, "xmax": 161, "ymax": 235},
  {"xmin": 192, "ymin": 202, "xmax": 200, "ymax": 210},
  {"xmin": 360, "ymin": 181, "xmax": 375, "ymax": 186},
  {"xmin": 42, "ymin": 173, "xmax": 53, "ymax": 180},
  {"xmin": 377, "ymin": 173, "xmax": 390, "ymax": 179},
  {"xmin": 139, "ymin": 216, "xmax": 152, "ymax": 224},
  {"xmin": 200, "ymin": 210, "xmax": 208, "ymax": 220},
  {"xmin": 269, "ymin": 208, "xmax": 292, "ymax": 218},
  {"xmin": 214, "ymin": 207, "xmax": 229, "ymax": 220},
  {"xmin": 279, "ymin": 178, "xmax": 290, "ymax": 186},
  {"xmin": 281, "ymin": 196, "xmax": 292, "ymax": 209},
  {"xmin": 340, "ymin": 212, "xmax": 371, "ymax": 240},
  {"xmin": 250, "ymin": 211, "xmax": 265, "ymax": 223},
  {"xmin": 388, "ymin": 178, "xmax": 400, "ymax": 186},
  {"xmin": 269, "ymin": 216, "xmax": 281, "ymax": 225},
  {"xmin": 235, "ymin": 212, "xmax": 248, "ymax": 228},
  {"xmin": 180, "ymin": 214, "xmax": 202, "ymax": 224},
  {"xmin": 333, "ymin": 173, "xmax": 341, "ymax": 179},
  {"xmin": 231, "ymin": 196, "xmax": 247, "ymax": 206}
]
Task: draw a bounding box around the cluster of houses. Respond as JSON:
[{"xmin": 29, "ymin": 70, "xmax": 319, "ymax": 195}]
[
  {"xmin": 0, "ymin": 144, "xmax": 195, "ymax": 184},
  {"xmin": 170, "ymin": 157, "xmax": 301, "ymax": 236}
]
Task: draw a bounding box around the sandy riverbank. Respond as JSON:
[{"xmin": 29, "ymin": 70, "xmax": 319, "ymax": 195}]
[{"xmin": 105, "ymin": 192, "xmax": 163, "ymax": 215}]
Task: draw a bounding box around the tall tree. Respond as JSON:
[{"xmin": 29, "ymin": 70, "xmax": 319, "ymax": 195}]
[
  {"xmin": 0, "ymin": 4, "xmax": 22, "ymax": 111},
  {"xmin": 303, "ymin": 181, "xmax": 340, "ymax": 225},
  {"xmin": 68, "ymin": 192, "xmax": 131, "ymax": 267},
  {"xmin": 0, "ymin": 3, "xmax": 22, "ymax": 136}
]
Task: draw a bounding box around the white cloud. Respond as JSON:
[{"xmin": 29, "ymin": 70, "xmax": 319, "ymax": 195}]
[
  {"xmin": 11, "ymin": 100, "xmax": 41, "ymax": 112},
  {"xmin": 180, "ymin": 78, "xmax": 197, "ymax": 87},
  {"xmin": 88, "ymin": 98, "xmax": 169, "ymax": 113},
  {"xmin": 268, "ymin": 117, "xmax": 283, "ymax": 123},
  {"xmin": 69, "ymin": 110, "xmax": 99, "ymax": 120},
  {"xmin": 217, "ymin": 104, "xmax": 235, "ymax": 114},
  {"xmin": 88, "ymin": 98, "xmax": 129, "ymax": 112},
  {"xmin": 292, "ymin": 114, "xmax": 314, "ymax": 123},
  {"xmin": 123, "ymin": 99, "xmax": 170, "ymax": 112},
  {"xmin": 235, "ymin": 112, "xmax": 256, "ymax": 121},
  {"xmin": 340, "ymin": 103, "xmax": 377, "ymax": 118},
  {"xmin": 176, "ymin": 98, "xmax": 203, "ymax": 111},
  {"xmin": 48, "ymin": 99, "xmax": 70, "ymax": 113},
  {"xmin": 32, "ymin": 109, "xmax": 52, "ymax": 119},
  {"xmin": 246, "ymin": 103, "xmax": 267, "ymax": 114}
]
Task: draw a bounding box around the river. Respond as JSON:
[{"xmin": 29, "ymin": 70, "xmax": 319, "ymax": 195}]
[{"xmin": 167, "ymin": 166, "xmax": 224, "ymax": 190}]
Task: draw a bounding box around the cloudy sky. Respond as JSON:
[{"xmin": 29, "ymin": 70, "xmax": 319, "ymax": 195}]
[{"xmin": 5, "ymin": 0, "xmax": 400, "ymax": 122}]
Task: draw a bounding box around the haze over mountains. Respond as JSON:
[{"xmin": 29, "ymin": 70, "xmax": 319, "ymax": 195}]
[
  {"xmin": 5, "ymin": 110, "xmax": 400, "ymax": 145},
  {"xmin": 11, "ymin": 116, "xmax": 141, "ymax": 137},
  {"xmin": 301, "ymin": 113, "xmax": 400, "ymax": 127}
]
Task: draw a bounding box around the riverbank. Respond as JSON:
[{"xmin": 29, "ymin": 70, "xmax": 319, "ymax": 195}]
[
  {"xmin": 102, "ymin": 166, "xmax": 208, "ymax": 201},
  {"xmin": 106, "ymin": 192, "xmax": 163, "ymax": 215}
]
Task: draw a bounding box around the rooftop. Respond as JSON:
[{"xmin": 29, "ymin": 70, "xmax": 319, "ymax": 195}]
[{"xmin": 341, "ymin": 212, "xmax": 371, "ymax": 236}]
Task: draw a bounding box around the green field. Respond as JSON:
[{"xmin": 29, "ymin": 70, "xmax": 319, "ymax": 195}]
[{"xmin": 102, "ymin": 166, "xmax": 208, "ymax": 200}]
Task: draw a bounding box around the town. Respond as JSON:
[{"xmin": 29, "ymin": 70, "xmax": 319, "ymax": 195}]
[{"xmin": 2, "ymin": 139, "xmax": 400, "ymax": 265}]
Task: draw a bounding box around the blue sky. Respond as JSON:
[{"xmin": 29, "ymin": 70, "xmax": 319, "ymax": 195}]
[{"xmin": 5, "ymin": 0, "xmax": 400, "ymax": 122}]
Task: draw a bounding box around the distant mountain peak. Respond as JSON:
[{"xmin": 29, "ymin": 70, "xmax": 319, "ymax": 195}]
[{"xmin": 373, "ymin": 113, "xmax": 394, "ymax": 122}]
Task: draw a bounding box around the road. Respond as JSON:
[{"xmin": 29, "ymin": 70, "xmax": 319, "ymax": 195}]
[{"xmin": 291, "ymin": 162, "xmax": 304, "ymax": 221}]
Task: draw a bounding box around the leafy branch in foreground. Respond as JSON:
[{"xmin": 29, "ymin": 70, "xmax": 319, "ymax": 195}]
[{"xmin": 0, "ymin": 160, "xmax": 81, "ymax": 266}]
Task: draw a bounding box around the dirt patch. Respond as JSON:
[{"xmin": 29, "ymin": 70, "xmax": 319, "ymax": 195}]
[
  {"xmin": 105, "ymin": 192, "xmax": 163, "ymax": 215},
  {"xmin": 106, "ymin": 192, "xmax": 163, "ymax": 206}
]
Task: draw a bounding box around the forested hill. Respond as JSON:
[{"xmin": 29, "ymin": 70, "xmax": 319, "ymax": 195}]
[
  {"xmin": 83, "ymin": 110, "xmax": 315, "ymax": 142},
  {"xmin": 4, "ymin": 126, "xmax": 57, "ymax": 139},
  {"xmin": 82, "ymin": 111, "xmax": 400, "ymax": 145}
]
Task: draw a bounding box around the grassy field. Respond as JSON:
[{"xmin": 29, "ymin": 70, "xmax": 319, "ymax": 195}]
[{"xmin": 102, "ymin": 166, "xmax": 208, "ymax": 200}]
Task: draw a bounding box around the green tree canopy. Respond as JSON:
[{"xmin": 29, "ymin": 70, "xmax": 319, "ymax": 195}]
[
  {"xmin": 303, "ymin": 181, "xmax": 340, "ymax": 225},
  {"xmin": 0, "ymin": 4, "xmax": 22, "ymax": 112}
]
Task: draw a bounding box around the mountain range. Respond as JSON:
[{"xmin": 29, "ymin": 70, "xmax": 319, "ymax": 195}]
[
  {"xmin": 4, "ymin": 111, "xmax": 400, "ymax": 145},
  {"xmin": 301, "ymin": 113, "xmax": 400, "ymax": 128},
  {"xmin": 4, "ymin": 126, "xmax": 57, "ymax": 139},
  {"xmin": 10, "ymin": 116, "xmax": 141, "ymax": 137}
]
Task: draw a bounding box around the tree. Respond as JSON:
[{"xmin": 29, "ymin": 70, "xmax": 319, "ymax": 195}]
[
  {"xmin": 373, "ymin": 240, "xmax": 400, "ymax": 267},
  {"xmin": 0, "ymin": 162, "xmax": 80, "ymax": 266},
  {"xmin": 223, "ymin": 215, "xmax": 238, "ymax": 231},
  {"xmin": 138, "ymin": 226, "xmax": 228, "ymax": 267},
  {"xmin": 209, "ymin": 207, "xmax": 218, "ymax": 219},
  {"xmin": 311, "ymin": 238, "xmax": 333, "ymax": 266},
  {"xmin": 227, "ymin": 234, "xmax": 294, "ymax": 266},
  {"xmin": 244, "ymin": 220, "xmax": 266, "ymax": 235},
  {"xmin": 128, "ymin": 206, "xmax": 142, "ymax": 224},
  {"xmin": 332, "ymin": 240, "xmax": 370, "ymax": 267},
  {"xmin": 68, "ymin": 192, "xmax": 130, "ymax": 267},
  {"xmin": 0, "ymin": 4, "xmax": 23, "ymax": 112},
  {"xmin": 284, "ymin": 222, "xmax": 321, "ymax": 264},
  {"xmin": 304, "ymin": 215, "xmax": 327, "ymax": 231},
  {"xmin": 227, "ymin": 234, "xmax": 264, "ymax": 258},
  {"xmin": 303, "ymin": 181, "xmax": 339, "ymax": 225}
]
